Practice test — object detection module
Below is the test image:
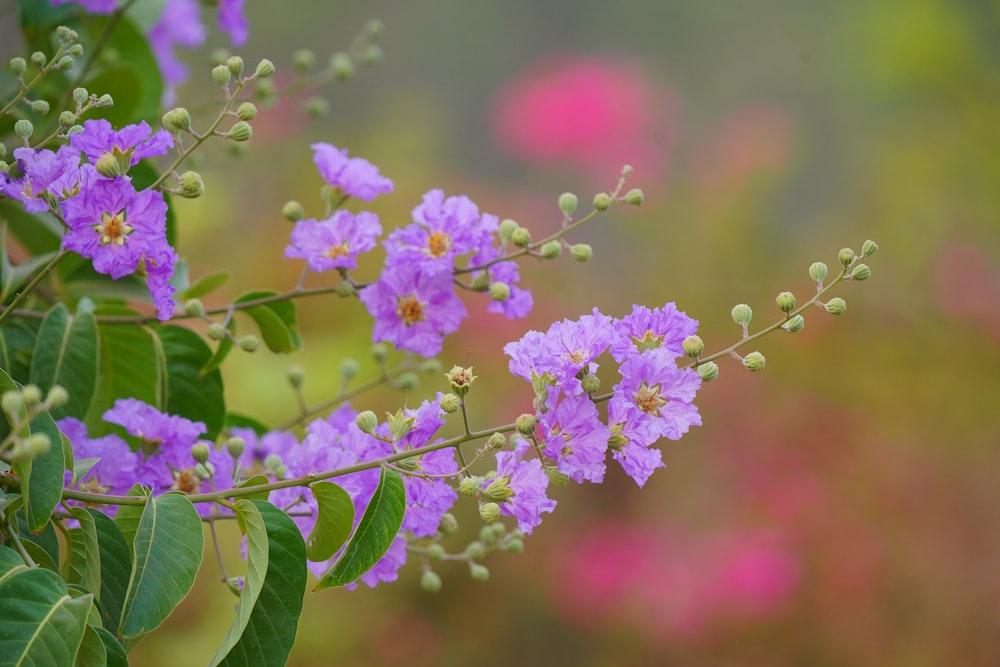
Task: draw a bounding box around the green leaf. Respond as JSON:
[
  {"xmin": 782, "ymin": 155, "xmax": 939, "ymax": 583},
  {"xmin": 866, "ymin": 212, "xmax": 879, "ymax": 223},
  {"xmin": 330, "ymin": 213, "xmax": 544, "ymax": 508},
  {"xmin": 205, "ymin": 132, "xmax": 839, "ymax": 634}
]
[
  {"xmin": 235, "ymin": 290, "xmax": 302, "ymax": 354},
  {"xmin": 151, "ymin": 325, "xmax": 225, "ymax": 441},
  {"xmin": 316, "ymin": 467, "xmax": 406, "ymax": 589},
  {"xmin": 86, "ymin": 316, "xmax": 161, "ymax": 435},
  {"xmin": 0, "ymin": 547, "xmax": 92, "ymax": 667},
  {"xmin": 224, "ymin": 412, "xmax": 269, "ymax": 437},
  {"xmin": 16, "ymin": 515, "xmax": 60, "ymax": 567},
  {"xmin": 214, "ymin": 500, "xmax": 306, "ymax": 667},
  {"xmin": 88, "ymin": 510, "xmax": 131, "ymax": 633},
  {"xmin": 236, "ymin": 475, "xmax": 270, "ymax": 502},
  {"xmin": 0, "ymin": 317, "xmax": 40, "ymax": 387},
  {"xmin": 20, "ymin": 538, "xmax": 59, "ymax": 573},
  {"xmin": 177, "ymin": 270, "xmax": 231, "ymax": 301},
  {"xmin": 0, "ymin": 222, "xmax": 59, "ymax": 304},
  {"xmin": 111, "ymin": 485, "xmax": 148, "ymax": 553},
  {"xmin": 74, "ymin": 625, "xmax": 107, "ymax": 667},
  {"xmin": 65, "ymin": 509, "xmax": 101, "ymax": 598},
  {"xmin": 82, "ymin": 15, "xmax": 164, "ymax": 125},
  {"xmin": 306, "ymin": 482, "xmax": 354, "ymax": 562},
  {"xmin": 0, "ymin": 200, "xmax": 62, "ymax": 256},
  {"xmin": 92, "ymin": 625, "xmax": 127, "ymax": 667},
  {"xmin": 118, "ymin": 493, "xmax": 203, "ymax": 639},
  {"xmin": 29, "ymin": 303, "xmax": 99, "ymax": 421}
]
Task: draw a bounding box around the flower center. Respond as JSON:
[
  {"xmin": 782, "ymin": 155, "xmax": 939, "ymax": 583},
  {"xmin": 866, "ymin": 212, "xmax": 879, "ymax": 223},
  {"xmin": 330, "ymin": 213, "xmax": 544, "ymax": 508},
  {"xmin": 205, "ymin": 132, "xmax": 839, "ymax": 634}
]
[
  {"xmin": 426, "ymin": 230, "xmax": 451, "ymax": 257},
  {"xmin": 326, "ymin": 243, "xmax": 349, "ymax": 259},
  {"xmin": 172, "ymin": 468, "xmax": 201, "ymax": 495},
  {"xmin": 633, "ymin": 381, "xmax": 667, "ymax": 415},
  {"xmin": 93, "ymin": 209, "xmax": 135, "ymax": 246},
  {"xmin": 397, "ymin": 295, "xmax": 425, "ymax": 326},
  {"xmin": 632, "ymin": 329, "xmax": 664, "ymax": 353}
]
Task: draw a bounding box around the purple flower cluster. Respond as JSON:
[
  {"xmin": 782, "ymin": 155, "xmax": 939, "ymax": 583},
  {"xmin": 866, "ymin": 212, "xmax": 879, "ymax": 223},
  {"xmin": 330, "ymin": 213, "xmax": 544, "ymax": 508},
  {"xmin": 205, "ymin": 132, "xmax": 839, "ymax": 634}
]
[
  {"xmin": 504, "ymin": 303, "xmax": 702, "ymax": 488},
  {"xmin": 0, "ymin": 120, "xmax": 178, "ymax": 319}
]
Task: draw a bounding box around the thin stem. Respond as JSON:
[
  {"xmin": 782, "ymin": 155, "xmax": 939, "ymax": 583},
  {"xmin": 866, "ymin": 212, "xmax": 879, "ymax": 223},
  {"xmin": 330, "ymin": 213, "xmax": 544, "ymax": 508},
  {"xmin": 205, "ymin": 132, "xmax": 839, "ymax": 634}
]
[
  {"xmin": 206, "ymin": 512, "xmax": 229, "ymax": 582},
  {"xmin": 0, "ymin": 250, "xmax": 70, "ymax": 327},
  {"xmin": 4, "ymin": 521, "xmax": 37, "ymax": 567}
]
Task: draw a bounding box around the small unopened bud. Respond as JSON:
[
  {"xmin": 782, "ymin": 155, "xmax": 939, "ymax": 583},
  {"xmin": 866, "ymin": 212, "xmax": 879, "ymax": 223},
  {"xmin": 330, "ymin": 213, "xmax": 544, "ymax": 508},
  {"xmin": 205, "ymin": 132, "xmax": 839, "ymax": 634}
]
[
  {"xmin": 236, "ymin": 102, "xmax": 258, "ymax": 121},
  {"xmin": 362, "ymin": 44, "xmax": 383, "ymax": 66},
  {"xmin": 809, "ymin": 261, "xmax": 828, "ymax": 282},
  {"xmin": 95, "ymin": 153, "xmax": 123, "ymax": 178},
  {"xmin": 731, "ymin": 303, "xmax": 753, "ymax": 326},
  {"xmin": 438, "ymin": 513, "xmax": 458, "ymax": 535},
  {"xmin": 696, "ymin": 361, "xmax": 719, "ymax": 382},
  {"xmin": 839, "ymin": 247, "xmax": 856, "ymax": 267},
  {"xmin": 356, "ymin": 410, "xmax": 378, "ymax": 435},
  {"xmin": 59, "ymin": 111, "xmax": 76, "ymax": 126},
  {"xmin": 682, "ymin": 335, "xmax": 704, "ymax": 358},
  {"xmin": 254, "ymin": 58, "xmax": 275, "ymax": 78},
  {"xmin": 57, "ymin": 56, "xmax": 73, "ymax": 70},
  {"xmin": 540, "ymin": 240, "xmax": 562, "ymax": 259},
  {"xmin": 10, "ymin": 57, "xmax": 26, "ymax": 75},
  {"xmin": 742, "ymin": 351, "xmax": 766, "ymax": 372},
  {"xmin": 237, "ymin": 334, "xmax": 259, "ymax": 352},
  {"xmin": 330, "ymin": 53, "xmax": 355, "ymax": 80},
  {"xmin": 469, "ymin": 563, "xmax": 490, "ymax": 582},
  {"xmin": 446, "ymin": 365, "xmax": 477, "ymax": 396},
  {"xmin": 825, "ymin": 297, "xmax": 847, "ymax": 315},
  {"xmin": 511, "ymin": 227, "xmax": 531, "ymax": 248},
  {"xmin": 426, "ymin": 544, "xmax": 445, "ymax": 560},
  {"xmin": 546, "ymin": 466, "xmax": 570, "ymax": 486},
  {"xmin": 45, "ymin": 385, "xmax": 68, "ymax": 409},
  {"xmin": 782, "ymin": 314, "xmax": 805, "ymax": 333},
  {"xmin": 178, "ymin": 170, "xmax": 204, "ymax": 198},
  {"xmin": 570, "ymin": 243, "xmax": 593, "ymax": 262},
  {"xmin": 14, "ymin": 119, "xmax": 33, "ymax": 140},
  {"xmin": 207, "ymin": 323, "xmax": 227, "ymax": 340},
  {"xmin": 212, "ymin": 64, "xmax": 232, "ymax": 86},
  {"xmin": 30, "ymin": 99, "xmax": 50, "ymax": 115},
  {"xmin": 580, "ymin": 373, "xmax": 600, "ymax": 394},
  {"xmin": 30, "ymin": 52, "xmax": 47, "ymax": 68},
  {"xmin": 292, "ymin": 49, "xmax": 315, "ymax": 71},
  {"xmin": 558, "ymin": 192, "xmax": 578, "ymax": 216},
  {"xmin": 498, "ymin": 218, "xmax": 518, "ymax": 243},
  {"xmin": 419, "ymin": 358, "xmax": 441, "ymax": 374},
  {"xmin": 334, "ymin": 281, "xmax": 356, "ymax": 298},
  {"xmin": 281, "ymin": 200, "xmax": 304, "ymax": 222},
  {"xmin": 861, "ymin": 239, "xmax": 879, "ymax": 258},
  {"xmin": 623, "ymin": 188, "xmax": 644, "ymax": 205},
  {"xmin": 775, "ymin": 291, "xmax": 796, "ymax": 313},
  {"xmin": 487, "ymin": 432, "xmax": 507, "ymax": 450},
  {"xmin": 439, "ymin": 393, "xmax": 462, "ymax": 413},
  {"xmin": 226, "ymin": 121, "xmax": 253, "ymax": 142},
  {"xmin": 479, "ymin": 502, "xmax": 502, "ymax": 524},
  {"xmin": 593, "ymin": 192, "xmax": 613, "ymax": 211},
  {"xmin": 515, "ymin": 413, "xmax": 537, "ymax": 435},
  {"xmin": 225, "ymin": 56, "xmax": 244, "ymax": 78},
  {"xmin": 67, "ymin": 44, "xmax": 84, "ymax": 57},
  {"xmin": 339, "ymin": 358, "xmax": 360, "ymax": 381},
  {"xmin": 850, "ymin": 264, "xmax": 871, "ymax": 281},
  {"xmin": 22, "ymin": 433, "xmax": 51, "ymax": 459},
  {"xmin": 191, "ymin": 442, "xmax": 211, "ymax": 465},
  {"xmin": 2, "ymin": 390, "xmax": 24, "ymax": 416},
  {"xmin": 458, "ymin": 476, "xmax": 480, "ymax": 496},
  {"xmin": 303, "ymin": 97, "xmax": 330, "ymax": 117},
  {"xmin": 162, "ymin": 107, "xmax": 192, "ymax": 133},
  {"xmin": 287, "ymin": 364, "xmax": 305, "ymax": 388},
  {"xmin": 420, "ymin": 570, "xmax": 442, "ymax": 593},
  {"xmin": 395, "ymin": 371, "xmax": 419, "ymax": 391},
  {"xmin": 464, "ymin": 541, "xmax": 486, "ymax": 560},
  {"xmin": 72, "ymin": 87, "xmax": 89, "ymax": 105},
  {"xmin": 504, "ymin": 538, "xmax": 525, "ymax": 554},
  {"xmin": 226, "ymin": 436, "xmax": 245, "ymax": 459},
  {"xmin": 21, "ymin": 384, "xmax": 42, "ymax": 407},
  {"xmin": 488, "ymin": 282, "xmax": 510, "ymax": 302},
  {"xmin": 96, "ymin": 93, "xmax": 113, "ymax": 107}
]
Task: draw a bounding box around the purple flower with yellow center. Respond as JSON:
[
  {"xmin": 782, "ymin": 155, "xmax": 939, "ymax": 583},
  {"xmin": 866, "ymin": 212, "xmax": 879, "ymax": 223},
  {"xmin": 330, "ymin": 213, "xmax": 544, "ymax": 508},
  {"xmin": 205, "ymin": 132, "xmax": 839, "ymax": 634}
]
[
  {"xmin": 538, "ymin": 394, "xmax": 610, "ymax": 484},
  {"xmin": 1, "ymin": 146, "xmax": 81, "ymax": 213},
  {"xmin": 58, "ymin": 417, "xmax": 138, "ymax": 513},
  {"xmin": 609, "ymin": 302, "xmax": 699, "ymax": 363},
  {"xmin": 358, "ymin": 259, "xmax": 466, "ymax": 357},
  {"xmin": 386, "ymin": 190, "xmax": 496, "ymax": 271},
  {"xmin": 606, "ymin": 397, "xmax": 664, "ymax": 487},
  {"xmin": 284, "ymin": 210, "xmax": 382, "ymax": 272},
  {"xmin": 312, "ymin": 142, "xmax": 393, "ymax": 202},
  {"xmin": 543, "ymin": 309, "xmax": 614, "ymax": 396},
  {"xmin": 70, "ymin": 119, "xmax": 173, "ymax": 176},
  {"xmin": 482, "ymin": 436, "xmax": 555, "ymax": 534},
  {"xmin": 611, "ymin": 350, "xmax": 702, "ymax": 442}
]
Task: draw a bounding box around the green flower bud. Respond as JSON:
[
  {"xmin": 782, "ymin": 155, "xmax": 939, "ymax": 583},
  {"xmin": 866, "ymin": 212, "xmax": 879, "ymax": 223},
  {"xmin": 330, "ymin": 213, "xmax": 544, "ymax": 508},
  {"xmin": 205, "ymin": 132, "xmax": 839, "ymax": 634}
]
[
  {"xmin": 57, "ymin": 56, "xmax": 73, "ymax": 70},
  {"xmin": 782, "ymin": 314, "xmax": 805, "ymax": 333},
  {"xmin": 30, "ymin": 52, "xmax": 47, "ymax": 68},
  {"xmin": 45, "ymin": 385, "xmax": 68, "ymax": 409},
  {"xmin": 30, "ymin": 99, "xmax": 50, "ymax": 115},
  {"xmin": 438, "ymin": 513, "xmax": 458, "ymax": 535},
  {"xmin": 621, "ymin": 164, "xmax": 634, "ymax": 176},
  {"xmin": 207, "ymin": 322, "xmax": 227, "ymax": 340},
  {"xmin": 469, "ymin": 563, "xmax": 490, "ymax": 582},
  {"xmin": 330, "ymin": 53, "xmax": 355, "ymax": 80},
  {"xmin": 479, "ymin": 524, "xmax": 498, "ymax": 544},
  {"xmin": 861, "ymin": 239, "xmax": 879, "ymax": 258},
  {"xmin": 839, "ymin": 247, "xmax": 856, "ymax": 267},
  {"xmin": 238, "ymin": 334, "xmax": 259, "ymax": 352},
  {"xmin": 467, "ymin": 273, "xmax": 489, "ymax": 292},
  {"xmin": 503, "ymin": 538, "xmax": 525, "ymax": 554},
  {"xmin": 682, "ymin": 335, "xmax": 704, "ymax": 358},
  {"xmin": 0, "ymin": 161, "xmax": 7, "ymax": 173},
  {"xmin": 395, "ymin": 371, "xmax": 419, "ymax": 391},
  {"xmin": 254, "ymin": 58, "xmax": 275, "ymax": 78},
  {"xmin": 570, "ymin": 243, "xmax": 593, "ymax": 262},
  {"xmin": 21, "ymin": 384, "xmax": 42, "ymax": 407},
  {"xmin": 445, "ymin": 365, "xmax": 477, "ymax": 397},
  {"xmin": 593, "ymin": 192, "xmax": 613, "ymax": 211},
  {"xmin": 226, "ymin": 121, "xmax": 253, "ymax": 142},
  {"xmin": 23, "ymin": 433, "xmax": 51, "ymax": 459},
  {"xmin": 540, "ymin": 240, "xmax": 562, "ymax": 259},
  {"xmin": 191, "ymin": 442, "xmax": 211, "ymax": 465},
  {"xmin": 96, "ymin": 94, "xmax": 113, "ymax": 107},
  {"xmin": 334, "ymin": 280, "xmax": 356, "ymax": 298},
  {"xmin": 226, "ymin": 436, "xmax": 245, "ymax": 459},
  {"xmin": 515, "ymin": 413, "xmax": 537, "ymax": 435},
  {"xmin": 488, "ymin": 281, "xmax": 510, "ymax": 301},
  {"xmin": 67, "ymin": 44, "xmax": 84, "ymax": 57},
  {"xmin": 511, "ymin": 226, "xmax": 531, "ymax": 248},
  {"xmin": 287, "ymin": 364, "xmax": 305, "ymax": 388},
  {"xmin": 850, "ymin": 264, "xmax": 871, "ymax": 281},
  {"xmin": 355, "ymin": 410, "xmax": 378, "ymax": 435},
  {"xmin": 439, "ymin": 393, "xmax": 462, "ymax": 413},
  {"xmin": 580, "ymin": 373, "xmax": 600, "ymax": 394},
  {"xmin": 183, "ymin": 298, "xmax": 205, "ymax": 317},
  {"xmin": 464, "ymin": 541, "xmax": 486, "ymax": 560},
  {"xmin": 420, "ymin": 570, "xmax": 442, "ymax": 593},
  {"xmin": 371, "ymin": 343, "xmax": 389, "ymax": 362},
  {"xmin": 387, "ymin": 409, "xmax": 415, "ymax": 442},
  {"xmin": 623, "ymin": 188, "xmax": 644, "ymax": 206},
  {"xmin": 696, "ymin": 361, "xmax": 719, "ymax": 382},
  {"xmin": 226, "ymin": 56, "xmax": 245, "ymax": 78},
  {"xmin": 255, "ymin": 78, "xmax": 276, "ymax": 102},
  {"xmin": 458, "ymin": 476, "xmax": 480, "ymax": 496},
  {"xmin": 479, "ymin": 502, "xmax": 502, "ymax": 524},
  {"xmin": 546, "ymin": 465, "xmax": 570, "ymax": 486},
  {"xmin": 95, "ymin": 153, "xmax": 122, "ymax": 178},
  {"xmin": 825, "ymin": 297, "xmax": 847, "ymax": 315},
  {"xmin": 363, "ymin": 44, "xmax": 383, "ymax": 66},
  {"xmin": 426, "ymin": 544, "xmax": 446, "ymax": 560},
  {"xmin": 14, "ymin": 119, "xmax": 33, "ymax": 141},
  {"xmin": 775, "ymin": 291, "xmax": 796, "ymax": 313},
  {"xmin": 179, "ymin": 170, "xmax": 205, "ymax": 198},
  {"xmin": 487, "ymin": 432, "xmax": 507, "ymax": 449},
  {"xmin": 303, "ymin": 97, "xmax": 330, "ymax": 118},
  {"xmin": 236, "ymin": 102, "xmax": 258, "ymax": 121},
  {"xmin": 419, "ymin": 358, "xmax": 442, "ymax": 374},
  {"xmin": 263, "ymin": 453, "xmax": 283, "ymax": 471},
  {"xmin": 71, "ymin": 87, "xmax": 89, "ymax": 105},
  {"xmin": 212, "ymin": 64, "xmax": 232, "ymax": 86},
  {"xmin": 498, "ymin": 218, "xmax": 518, "ymax": 243},
  {"xmin": 59, "ymin": 111, "xmax": 77, "ymax": 126},
  {"xmin": 10, "ymin": 57, "xmax": 26, "ymax": 76},
  {"xmin": 282, "ymin": 200, "xmax": 305, "ymax": 222},
  {"xmin": 162, "ymin": 107, "xmax": 192, "ymax": 133},
  {"xmin": 742, "ymin": 351, "xmax": 766, "ymax": 372},
  {"xmin": 731, "ymin": 303, "xmax": 753, "ymax": 326},
  {"xmin": 211, "ymin": 48, "xmax": 232, "ymax": 66},
  {"xmin": 339, "ymin": 358, "xmax": 360, "ymax": 381},
  {"xmin": 809, "ymin": 261, "xmax": 828, "ymax": 282},
  {"xmin": 558, "ymin": 192, "xmax": 578, "ymax": 216},
  {"xmin": 1, "ymin": 390, "xmax": 23, "ymax": 416},
  {"xmin": 293, "ymin": 49, "xmax": 315, "ymax": 71}
]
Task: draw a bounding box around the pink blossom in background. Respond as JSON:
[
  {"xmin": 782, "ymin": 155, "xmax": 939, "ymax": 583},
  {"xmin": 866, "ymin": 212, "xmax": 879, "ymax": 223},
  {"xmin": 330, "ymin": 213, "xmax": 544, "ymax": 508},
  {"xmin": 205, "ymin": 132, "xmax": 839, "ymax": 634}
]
[{"xmin": 490, "ymin": 54, "xmax": 679, "ymax": 186}]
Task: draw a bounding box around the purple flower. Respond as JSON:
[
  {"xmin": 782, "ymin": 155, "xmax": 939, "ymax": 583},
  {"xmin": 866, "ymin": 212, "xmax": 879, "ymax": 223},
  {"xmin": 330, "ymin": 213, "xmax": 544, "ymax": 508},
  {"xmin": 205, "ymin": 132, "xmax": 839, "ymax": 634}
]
[
  {"xmin": 312, "ymin": 143, "xmax": 393, "ymax": 202},
  {"xmin": 49, "ymin": 0, "xmax": 117, "ymax": 12},
  {"xmin": 59, "ymin": 417, "xmax": 138, "ymax": 513},
  {"xmin": 148, "ymin": 0, "xmax": 208, "ymax": 104},
  {"xmin": 401, "ymin": 449, "xmax": 458, "ymax": 537},
  {"xmin": 385, "ymin": 190, "xmax": 496, "ymax": 271},
  {"xmin": 468, "ymin": 242, "xmax": 533, "ymax": 319},
  {"xmin": 609, "ymin": 303, "xmax": 699, "ymax": 363},
  {"xmin": 610, "ymin": 351, "xmax": 702, "ymax": 442},
  {"xmin": 606, "ymin": 397, "xmax": 664, "ymax": 487},
  {"xmin": 284, "ymin": 210, "xmax": 382, "ymax": 272},
  {"xmin": 484, "ymin": 437, "xmax": 555, "ymax": 534},
  {"xmin": 538, "ymin": 394, "xmax": 609, "ymax": 483},
  {"xmin": 1, "ymin": 146, "xmax": 81, "ymax": 213},
  {"xmin": 229, "ymin": 427, "xmax": 298, "ymax": 477},
  {"xmin": 218, "ymin": 0, "xmax": 248, "ymax": 45},
  {"xmin": 358, "ymin": 260, "xmax": 467, "ymax": 357},
  {"xmin": 70, "ymin": 119, "xmax": 173, "ymax": 170}
]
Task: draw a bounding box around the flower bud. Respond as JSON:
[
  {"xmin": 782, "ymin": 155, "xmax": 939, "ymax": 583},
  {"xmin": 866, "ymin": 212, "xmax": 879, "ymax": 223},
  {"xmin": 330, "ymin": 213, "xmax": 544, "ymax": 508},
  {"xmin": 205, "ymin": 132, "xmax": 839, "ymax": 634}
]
[
  {"xmin": 580, "ymin": 373, "xmax": 600, "ymax": 394},
  {"xmin": 45, "ymin": 385, "xmax": 68, "ymax": 409},
  {"xmin": 498, "ymin": 218, "xmax": 518, "ymax": 243},
  {"xmin": 30, "ymin": 99, "xmax": 50, "ymax": 115},
  {"xmin": 558, "ymin": 192, "xmax": 578, "ymax": 216},
  {"xmin": 469, "ymin": 563, "xmax": 490, "ymax": 582},
  {"xmin": 226, "ymin": 436, "xmax": 245, "ymax": 459},
  {"xmin": 287, "ymin": 364, "xmax": 305, "ymax": 388},
  {"xmin": 68, "ymin": 44, "xmax": 84, "ymax": 57},
  {"xmin": 515, "ymin": 413, "xmax": 537, "ymax": 435},
  {"xmin": 696, "ymin": 361, "xmax": 719, "ymax": 382},
  {"xmin": 212, "ymin": 64, "xmax": 231, "ymax": 86},
  {"xmin": 254, "ymin": 58, "xmax": 275, "ymax": 78},
  {"xmin": 180, "ymin": 298, "xmax": 204, "ymax": 318},
  {"xmin": 30, "ymin": 52, "xmax": 46, "ymax": 68},
  {"xmin": 511, "ymin": 226, "xmax": 531, "ymax": 248},
  {"xmin": 236, "ymin": 102, "xmax": 258, "ymax": 121},
  {"xmin": 540, "ymin": 240, "xmax": 562, "ymax": 259},
  {"xmin": 363, "ymin": 45, "xmax": 383, "ymax": 66},
  {"xmin": 682, "ymin": 335, "xmax": 704, "ymax": 358},
  {"xmin": 426, "ymin": 544, "xmax": 445, "ymax": 560},
  {"xmin": 731, "ymin": 303, "xmax": 752, "ymax": 326},
  {"xmin": 226, "ymin": 121, "xmax": 253, "ymax": 142},
  {"xmin": 445, "ymin": 365, "xmax": 477, "ymax": 397},
  {"xmin": 226, "ymin": 56, "xmax": 245, "ymax": 78},
  {"xmin": 775, "ymin": 291, "xmax": 796, "ymax": 314},
  {"xmin": 742, "ymin": 351, "xmax": 766, "ymax": 372},
  {"xmin": 488, "ymin": 282, "xmax": 510, "ymax": 302},
  {"xmin": 191, "ymin": 442, "xmax": 211, "ymax": 465},
  {"xmin": 504, "ymin": 538, "xmax": 525, "ymax": 554},
  {"xmin": 464, "ymin": 541, "xmax": 486, "ymax": 560},
  {"xmin": 623, "ymin": 188, "xmax": 644, "ymax": 205},
  {"xmin": 371, "ymin": 343, "xmax": 388, "ymax": 362},
  {"xmin": 420, "ymin": 570, "xmax": 442, "ymax": 593},
  {"xmin": 293, "ymin": 49, "xmax": 315, "ymax": 71},
  {"xmin": 839, "ymin": 247, "xmax": 856, "ymax": 267},
  {"xmin": 479, "ymin": 524, "xmax": 498, "ymax": 544},
  {"xmin": 10, "ymin": 57, "xmax": 26, "ymax": 76},
  {"xmin": 479, "ymin": 502, "xmax": 502, "ymax": 524},
  {"xmin": 487, "ymin": 432, "xmax": 506, "ymax": 449},
  {"xmin": 303, "ymin": 97, "xmax": 330, "ymax": 118},
  {"xmin": 420, "ymin": 358, "xmax": 443, "ymax": 374},
  {"xmin": 21, "ymin": 384, "xmax": 42, "ymax": 407},
  {"xmin": 438, "ymin": 513, "xmax": 458, "ymax": 535},
  {"xmin": 355, "ymin": 410, "xmax": 378, "ymax": 435},
  {"xmin": 207, "ymin": 323, "xmax": 227, "ymax": 340},
  {"xmin": 850, "ymin": 264, "xmax": 871, "ymax": 281},
  {"xmin": 330, "ymin": 53, "xmax": 355, "ymax": 80},
  {"xmin": 458, "ymin": 476, "xmax": 480, "ymax": 496},
  {"xmin": 59, "ymin": 111, "xmax": 77, "ymax": 126},
  {"xmin": 825, "ymin": 297, "xmax": 847, "ymax": 315},
  {"xmin": 439, "ymin": 393, "xmax": 461, "ymax": 413},
  {"xmin": 178, "ymin": 170, "xmax": 204, "ymax": 198},
  {"xmin": 545, "ymin": 466, "xmax": 570, "ymax": 486},
  {"xmin": 861, "ymin": 239, "xmax": 879, "ymax": 258},
  {"xmin": 95, "ymin": 153, "xmax": 123, "ymax": 178},
  {"xmin": 14, "ymin": 119, "xmax": 33, "ymax": 140},
  {"xmin": 782, "ymin": 314, "xmax": 805, "ymax": 333},
  {"xmin": 237, "ymin": 334, "xmax": 259, "ymax": 352},
  {"xmin": 72, "ymin": 87, "xmax": 89, "ymax": 105},
  {"xmin": 570, "ymin": 243, "xmax": 593, "ymax": 262},
  {"xmin": 395, "ymin": 371, "xmax": 419, "ymax": 391},
  {"xmin": 57, "ymin": 56, "xmax": 73, "ymax": 70},
  {"xmin": 162, "ymin": 107, "xmax": 192, "ymax": 133},
  {"xmin": 593, "ymin": 192, "xmax": 613, "ymax": 211},
  {"xmin": 1, "ymin": 390, "xmax": 23, "ymax": 416},
  {"xmin": 339, "ymin": 358, "xmax": 359, "ymax": 381},
  {"xmin": 468, "ymin": 273, "xmax": 489, "ymax": 292},
  {"xmin": 809, "ymin": 261, "xmax": 828, "ymax": 282},
  {"xmin": 279, "ymin": 200, "xmax": 305, "ymax": 223},
  {"xmin": 97, "ymin": 93, "xmax": 113, "ymax": 107},
  {"xmin": 22, "ymin": 433, "xmax": 51, "ymax": 459}
]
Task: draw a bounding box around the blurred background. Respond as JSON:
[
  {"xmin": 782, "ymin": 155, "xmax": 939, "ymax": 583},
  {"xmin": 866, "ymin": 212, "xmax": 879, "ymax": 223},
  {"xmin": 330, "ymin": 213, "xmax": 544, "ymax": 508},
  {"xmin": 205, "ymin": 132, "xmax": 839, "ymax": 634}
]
[{"xmin": 79, "ymin": 0, "xmax": 1000, "ymax": 664}]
